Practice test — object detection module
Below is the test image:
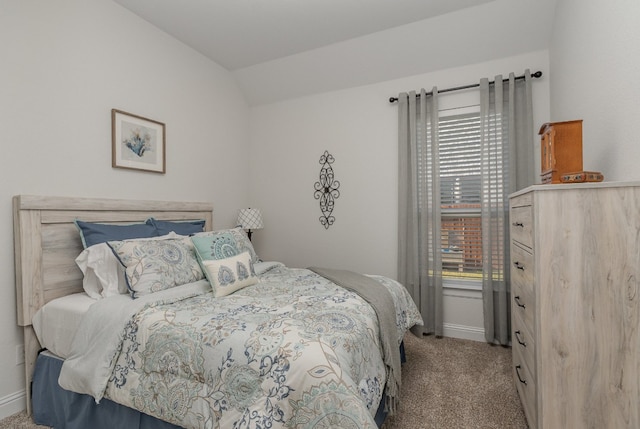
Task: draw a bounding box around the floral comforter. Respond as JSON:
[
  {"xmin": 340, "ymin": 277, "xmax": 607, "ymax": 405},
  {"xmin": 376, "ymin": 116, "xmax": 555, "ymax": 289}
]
[{"xmin": 59, "ymin": 263, "xmax": 422, "ymax": 429}]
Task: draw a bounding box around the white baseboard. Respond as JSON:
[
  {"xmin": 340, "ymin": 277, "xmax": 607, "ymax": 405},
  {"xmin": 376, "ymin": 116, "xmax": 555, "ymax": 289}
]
[
  {"xmin": 0, "ymin": 389, "xmax": 26, "ymax": 420},
  {"xmin": 443, "ymin": 322, "xmax": 485, "ymax": 342}
]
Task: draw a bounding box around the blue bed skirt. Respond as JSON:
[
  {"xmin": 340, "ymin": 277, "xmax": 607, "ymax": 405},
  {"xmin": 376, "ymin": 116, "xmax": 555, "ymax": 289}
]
[
  {"xmin": 32, "ymin": 351, "xmax": 179, "ymax": 429},
  {"xmin": 31, "ymin": 344, "xmax": 405, "ymax": 428}
]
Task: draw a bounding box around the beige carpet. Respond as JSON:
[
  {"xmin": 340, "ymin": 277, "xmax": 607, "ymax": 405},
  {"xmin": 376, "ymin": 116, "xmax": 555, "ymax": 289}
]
[
  {"xmin": 0, "ymin": 333, "xmax": 527, "ymax": 429},
  {"xmin": 382, "ymin": 333, "xmax": 527, "ymax": 429}
]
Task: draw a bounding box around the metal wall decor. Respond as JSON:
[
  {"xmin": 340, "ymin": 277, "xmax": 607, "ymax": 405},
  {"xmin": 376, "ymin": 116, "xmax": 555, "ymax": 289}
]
[{"xmin": 313, "ymin": 150, "xmax": 340, "ymax": 229}]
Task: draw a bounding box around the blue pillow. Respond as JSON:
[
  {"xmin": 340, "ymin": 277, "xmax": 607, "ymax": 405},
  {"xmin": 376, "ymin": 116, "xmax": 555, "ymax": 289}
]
[
  {"xmin": 146, "ymin": 218, "xmax": 206, "ymax": 236},
  {"xmin": 74, "ymin": 220, "xmax": 158, "ymax": 248}
]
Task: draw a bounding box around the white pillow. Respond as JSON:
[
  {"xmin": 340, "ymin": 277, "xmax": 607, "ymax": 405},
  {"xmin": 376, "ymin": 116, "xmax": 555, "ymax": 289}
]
[
  {"xmin": 75, "ymin": 232, "xmax": 179, "ymax": 299},
  {"xmin": 75, "ymin": 243, "xmax": 125, "ymax": 299},
  {"xmin": 199, "ymin": 251, "xmax": 258, "ymax": 297}
]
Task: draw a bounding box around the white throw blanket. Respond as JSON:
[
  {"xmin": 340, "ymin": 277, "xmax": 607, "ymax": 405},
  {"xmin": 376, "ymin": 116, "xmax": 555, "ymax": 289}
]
[{"xmin": 59, "ymin": 280, "xmax": 212, "ymax": 401}]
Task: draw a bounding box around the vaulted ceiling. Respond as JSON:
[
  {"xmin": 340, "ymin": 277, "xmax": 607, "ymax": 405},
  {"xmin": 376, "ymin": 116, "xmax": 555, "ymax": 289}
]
[
  {"xmin": 112, "ymin": 0, "xmax": 558, "ymax": 105},
  {"xmin": 112, "ymin": 0, "xmax": 497, "ymax": 70}
]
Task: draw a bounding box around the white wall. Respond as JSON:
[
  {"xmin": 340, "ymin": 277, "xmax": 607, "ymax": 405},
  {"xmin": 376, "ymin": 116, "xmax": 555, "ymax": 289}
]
[
  {"xmin": 0, "ymin": 1, "xmax": 250, "ymax": 418},
  {"xmin": 249, "ymin": 50, "xmax": 551, "ymax": 341},
  {"xmin": 549, "ymin": 0, "xmax": 640, "ymax": 181}
]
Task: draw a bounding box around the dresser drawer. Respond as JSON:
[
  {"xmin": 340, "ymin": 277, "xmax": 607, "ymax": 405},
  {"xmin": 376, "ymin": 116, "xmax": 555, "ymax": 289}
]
[
  {"xmin": 511, "ymin": 274, "xmax": 535, "ymax": 339},
  {"xmin": 510, "ymin": 205, "xmax": 533, "ymax": 249},
  {"xmin": 511, "ymin": 243, "xmax": 534, "ymax": 294},
  {"xmin": 512, "ymin": 311, "xmax": 535, "ymax": 378},
  {"xmin": 513, "ymin": 345, "xmax": 537, "ymax": 429}
]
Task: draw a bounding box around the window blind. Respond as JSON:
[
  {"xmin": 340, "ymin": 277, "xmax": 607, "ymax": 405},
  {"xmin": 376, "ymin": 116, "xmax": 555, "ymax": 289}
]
[{"xmin": 439, "ymin": 112, "xmax": 483, "ymax": 277}]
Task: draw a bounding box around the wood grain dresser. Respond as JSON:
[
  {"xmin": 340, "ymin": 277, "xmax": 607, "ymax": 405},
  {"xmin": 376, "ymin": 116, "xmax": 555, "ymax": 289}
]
[{"xmin": 509, "ymin": 182, "xmax": 640, "ymax": 429}]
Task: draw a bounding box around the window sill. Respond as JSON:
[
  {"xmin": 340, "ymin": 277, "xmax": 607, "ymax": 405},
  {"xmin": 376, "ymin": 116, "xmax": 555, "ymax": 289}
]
[{"xmin": 443, "ymin": 278, "xmax": 482, "ymax": 291}]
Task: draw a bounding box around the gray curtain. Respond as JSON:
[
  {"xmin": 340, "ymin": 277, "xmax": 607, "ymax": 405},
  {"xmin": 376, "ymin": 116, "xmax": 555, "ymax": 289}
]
[
  {"xmin": 397, "ymin": 88, "xmax": 443, "ymax": 337},
  {"xmin": 480, "ymin": 70, "xmax": 534, "ymax": 345}
]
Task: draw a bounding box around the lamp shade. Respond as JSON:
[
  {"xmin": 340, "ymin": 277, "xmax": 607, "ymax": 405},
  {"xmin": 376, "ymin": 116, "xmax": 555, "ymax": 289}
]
[{"xmin": 237, "ymin": 208, "xmax": 263, "ymax": 230}]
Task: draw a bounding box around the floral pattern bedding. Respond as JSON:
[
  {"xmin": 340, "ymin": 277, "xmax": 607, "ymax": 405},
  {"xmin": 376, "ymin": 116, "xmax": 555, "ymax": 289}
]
[{"xmin": 62, "ymin": 264, "xmax": 422, "ymax": 429}]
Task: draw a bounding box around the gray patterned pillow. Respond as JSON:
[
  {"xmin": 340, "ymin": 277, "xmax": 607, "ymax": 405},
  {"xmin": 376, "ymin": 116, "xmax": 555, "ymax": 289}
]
[{"xmin": 108, "ymin": 236, "xmax": 204, "ymax": 298}]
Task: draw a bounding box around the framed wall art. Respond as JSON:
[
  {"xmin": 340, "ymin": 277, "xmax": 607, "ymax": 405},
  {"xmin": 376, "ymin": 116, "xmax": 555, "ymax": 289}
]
[{"xmin": 112, "ymin": 109, "xmax": 166, "ymax": 173}]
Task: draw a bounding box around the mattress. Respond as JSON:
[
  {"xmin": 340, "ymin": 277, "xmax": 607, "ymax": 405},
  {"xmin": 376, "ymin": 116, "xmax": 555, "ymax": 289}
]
[{"xmin": 32, "ymin": 293, "xmax": 130, "ymax": 359}]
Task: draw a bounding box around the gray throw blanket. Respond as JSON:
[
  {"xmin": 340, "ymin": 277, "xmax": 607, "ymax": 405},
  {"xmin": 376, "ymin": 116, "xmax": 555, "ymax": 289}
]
[{"xmin": 308, "ymin": 266, "xmax": 401, "ymax": 415}]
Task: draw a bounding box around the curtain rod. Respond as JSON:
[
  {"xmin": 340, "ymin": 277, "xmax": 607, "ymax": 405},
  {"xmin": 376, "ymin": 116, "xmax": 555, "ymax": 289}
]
[{"xmin": 388, "ymin": 70, "xmax": 542, "ymax": 103}]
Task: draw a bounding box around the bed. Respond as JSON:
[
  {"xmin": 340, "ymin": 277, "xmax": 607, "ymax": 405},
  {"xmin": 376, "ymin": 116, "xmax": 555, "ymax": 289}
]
[{"xmin": 13, "ymin": 195, "xmax": 422, "ymax": 429}]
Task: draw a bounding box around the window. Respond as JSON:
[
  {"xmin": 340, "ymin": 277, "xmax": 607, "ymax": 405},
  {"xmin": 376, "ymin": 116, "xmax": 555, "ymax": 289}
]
[{"xmin": 439, "ymin": 111, "xmax": 483, "ymax": 282}]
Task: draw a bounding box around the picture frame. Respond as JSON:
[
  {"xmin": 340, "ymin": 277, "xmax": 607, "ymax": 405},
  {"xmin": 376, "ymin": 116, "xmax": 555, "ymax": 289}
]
[{"xmin": 112, "ymin": 109, "xmax": 166, "ymax": 173}]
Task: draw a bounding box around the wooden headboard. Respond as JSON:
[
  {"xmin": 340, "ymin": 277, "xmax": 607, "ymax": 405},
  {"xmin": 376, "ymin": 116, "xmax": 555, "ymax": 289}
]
[{"xmin": 13, "ymin": 194, "xmax": 213, "ymax": 413}]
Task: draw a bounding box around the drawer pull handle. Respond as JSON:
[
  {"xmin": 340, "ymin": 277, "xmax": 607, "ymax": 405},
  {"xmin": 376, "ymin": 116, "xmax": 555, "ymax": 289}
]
[
  {"xmin": 514, "ymin": 296, "xmax": 526, "ymax": 309},
  {"xmin": 515, "ymin": 330, "xmax": 526, "ymax": 347},
  {"xmin": 515, "ymin": 365, "xmax": 527, "ymax": 385},
  {"xmin": 512, "ymin": 221, "xmax": 524, "ymax": 227},
  {"xmin": 513, "ymin": 261, "xmax": 525, "ymax": 270}
]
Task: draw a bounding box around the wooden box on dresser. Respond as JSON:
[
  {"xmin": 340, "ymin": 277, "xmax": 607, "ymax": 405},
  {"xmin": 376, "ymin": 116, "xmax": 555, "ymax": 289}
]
[{"xmin": 509, "ymin": 182, "xmax": 640, "ymax": 429}]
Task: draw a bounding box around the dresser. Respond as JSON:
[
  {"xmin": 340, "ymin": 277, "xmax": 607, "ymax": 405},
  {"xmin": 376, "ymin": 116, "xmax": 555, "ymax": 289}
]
[{"xmin": 509, "ymin": 182, "xmax": 640, "ymax": 429}]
